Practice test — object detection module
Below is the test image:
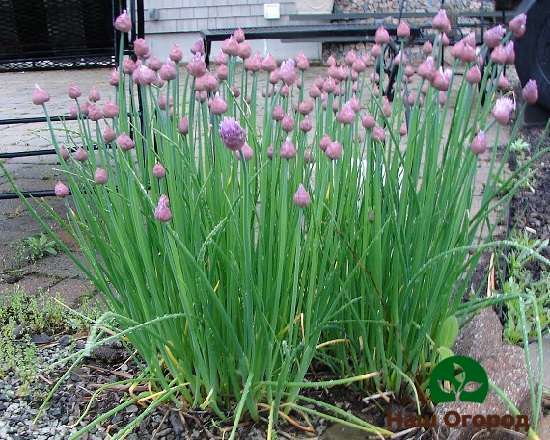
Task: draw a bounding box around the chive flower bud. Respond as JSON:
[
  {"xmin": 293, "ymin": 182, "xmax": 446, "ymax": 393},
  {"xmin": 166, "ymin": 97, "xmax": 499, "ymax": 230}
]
[
  {"xmin": 295, "ymin": 52, "xmax": 310, "ymax": 70},
  {"xmin": 54, "ymin": 181, "xmax": 70, "ymax": 197},
  {"xmin": 74, "ymin": 147, "xmax": 88, "ymax": 162},
  {"xmin": 191, "ymin": 39, "xmax": 205, "ymax": 55},
  {"xmin": 320, "ymin": 134, "xmax": 331, "ymax": 151},
  {"xmin": 509, "ymin": 13, "xmax": 527, "ymax": 38},
  {"xmin": 68, "ymin": 85, "xmax": 81, "ymax": 99},
  {"xmin": 235, "ymin": 143, "xmax": 254, "ymax": 160},
  {"xmin": 178, "ymin": 116, "xmax": 189, "ymax": 135},
  {"xmin": 123, "ymin": 57, "xmax": 136, "ymax": 74},
  {"xmin": 245, "ymin": 52, "xmax": 262, "ymax": 71},
  {"xmin": 187, "ymin": 53, "xmax": 206, "ymax": 77},
  {"xmin": 133, "ymin": 38, "xmax": 150, "ymax": 58},
  {"xmin": 280, "ymin": 138, "xmax": 297, "ymax": 159},
  {"xmin": 522, "ymin": 79, "xmax": 538, "ymax": 105},
  {"xmin": 103, "ymin": 126, "xmax": 116, "ymax": 143},
  {"xmin": 87, "ymin": 104, "xmax": 103, "ymax": 121},
  {"xmin": 94, "ymin": 168, "xmax": 108, "ymax": 184},
  {"xmin": 209, "ymin": 94, "xmax": 227, "ymax": 115},
  {"xmin": 397, "ymin": 21, "xmax": 410, "ymax": 39},
  {"xmin": 114, "ymin": 10, "xmax": 132, "ymax": 33},
  {"xmin": 272, "ymin": 105, "xmax": 284, "ymax": 121},
  {"xmin": 470, "ymin": 131, "xmax": 487, "ymax": 155},
  {"xmin": 59, "ymin": 145, "xmax": 70, "ymax": 160},
  {"xmin": 492, "ymin": 97, "xmax": 515, "ymax": 125},
  {"xmin": 375, "ymin": 26, "xmax": 390, "ymax": 44},
  {"xmin": 221, "ymin": 36, "xmax": 239, "ymax": 56},
  {"xmin": 372, "ymin": 126, "xmax": 386, "ymax": 142},
  {"xmin": 422, "ymin": 41, "xmax": 433, "ymax": 55},
  {"xmin": 432, "ymin": 9, "xmax": 451, "ymax": 33},
  {"xmin": 153, "ymin": 163, "xmax": 166, "ymax": 178},
  {"xmin": 281, "ymin": 115, "xmax": 294, "ymax": 132},
  {"xmin": 483, "ymin": 25, "xmax": 505, "ymax": 49},
  {"xmin": 261, "ymin": 53, "xmax": 277, "ymax": 72},
  {"xmin": 267, "ymin": 145, "xmax": 274, "ymax": 159},
  {"xmin": 466, "ymin": 65, "xmax": 482, "ymax": 84},
  {"xmin": 497, "ymin": 73, "xmax": 511, "ymax": 90},
  {"xmin": 293, "ymin": 184, "xmax": 311, "ymax": 208},
  {"xmin": 326, "ymin": 141, "xmax": 343, "ymax": 160},
  {"xmin": 298, "ymin": 99, "xmax": 314, "ymax": 115},
  {"xmin": 233, "ymin": 28, "xmax": 245, "ymax": 43},
  {"xmin": 299, "ymin": 116, "xmax": 313, "ymax": 132},
  {"xmin": 362, "ymin": 113, "xmax": 376, "ymax": 129},
  {"xmin": 117, "ymin": 133, "xmax": 135, "ymax": 151},
  {"xmin": 103, "ymin": 100, "xmax": 119, "ymax": 118},
  {"xmin": 219, "ymin": 117, "xmax": 246, "ymax": 151},
  {"xmin": 32, "ymin": 84, "xmax": 49, "ymax": 105},
  {"xmin": 237, "ymin": 42, "xmax": 251, "ymax": 59},
  {"xmin": 109, "ymin": 68, "xmax": 119, "ymax": 86},
  {"xmin": 169, "ymin": 44, "xmax": 183, "ymax": 63},
  {"xmin": 337, "ymin": 104, "xmax": 355, "ymax": 124},
  {"xmin": 154, "ymin": 195, "xmax": 172, "ymax": 222}
]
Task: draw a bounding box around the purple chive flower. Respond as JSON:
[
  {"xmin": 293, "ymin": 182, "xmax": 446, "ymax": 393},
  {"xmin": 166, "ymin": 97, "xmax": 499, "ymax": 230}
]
[
  {"xmin": 235, "ymin": 143, "xmax": 254, "ymax": 161},
  {"xmin": 280, "ymin": 138, "xmax": 297, "ymax": 159},
  {"xmin": 509, "ymin": 13, "xmax": 527, "ymax": 38},
  {"xmin": 114, "ymin": 10, "xmax": 132, "ymax": 33},
  {"xmin": 372, "ymin": 126, "xmax": 386, "ymax": 142},
  {"xmin": 298, "ymin": 99, "xmax": 314, "ymax": 115},
  {"xmin": 466, "ymin": 65, "xmax": 482, "ymax": 84},
  {"xmin": 123, "ymin": 57, "xmax": 136, "ymax": 74},
  {"xmin": 32, "ymin": 84, "xmax": 49, "ymax": 105},
  {"xmin": 261, "ymin": 53, "xmax": 277, "ymax": 72},
  {"xmin": 497, "ymin": 73, "xmax": 511, "ymax": 91},
  {"xmin": 336, "ymin": 104, "xmax": 355, "ymax": 124},
  {"xmin": 361, "ymin": 114, "xmax": 376, "ymax": 129},
  {"xmin": 103, "ymin": 100, "xmax": 119, "ymax": 119},
  {"xmin": 68, "ymin": 84, "xmax": 81, "ymax": 99},
  {"xmin": 374, "ymin": 26, "xmax": 390, "ymax": 44},
  {"xmin": 54, "ymin": 181, "xmax": 70, "ymax": 198},
  {"xmin": 293, "ymin": 184, "xmax": 311, "ymax": 208},
  {"xmin": 432, "ymin": 9, "xmax": 451, "ymax": 33},
  {"xmin": 153, "ymin": 163, "xmax": 166, "ymax": 178},
  {"xmin": 216, "ymin": 64, "xmax": 228, "ymax": 80},
  {"xmin": 245, "ymin": 52, "xmax": 262, "ymax": 72},
  {"xmin": 418, "ymin": 56, "xmax": 436, "ymax": 80},
  {"xmin": 219, "ymin": 117, "xmax": 246, "ymax": 151},
  {"xmin": 492, "ymin": 97, "xmax": 515, "ymax": 125},
  {"xmin": 483, "ymin": 25, "xmax": 505, "ymax": 49},
  {"xmin": 432, "ymin": 67, "xmax": 452, "ymax": 92},
  {"xmin": 103, "ymin": 126, "xmax": 116, "ymax": 143},
  {"xmin": 159, "ymin": 61, "xmax": 177, "ymax": 81},
  {"xmin": 267, "ymin": 145, "xmax": 274, "ymax": 160},
  {"xmin": 221, "ymin": 36, "xmax": 239, "ymax": 56},
  {"xmin": 281, "ymin": 115, "xmax": 294, "ymax": 132},
  {"xmin": 326, "ymin": 141, "xmax": 343, "ymax": 160},
  {"xmin": 109, "ymin": 68, "xmax": 120, "ymax": 86},
  {"xmin": 178, "ymin": 116, "xmax": 189, "ymax": 135},
  {"xmin": 522, "ymin": 79, "xmax": 538, "ymax": 105},
  {"xmin": 191, "ymin": 39, "xmax": 205, "ymax": 55},
  {"xmin": 187, "ymin": 53, "xmax": 206, "ymax": 77},
  {"xmin": 233, "ymin": 28, "xmax": 245, "ymax": 43},
  {"xmin": 133, "ymin": 38, "xmax": 150, "ymax": 58},
  {"xmin": 397, "ymin": 21, "xmax": 411, "ymax": 39},
  {"xmin": 117, "ymin": 133, "xmax": 135, "ymax": 151},
  {"xmin": 169, "ymin": 44, "xmax": 183, "ymax": 64},
  {"xmin": 209, "ymin": 94, "xmax": 227, "ymax": 115},
  {"xmin": 299, "ymin": 116, "xmax": 313, "ymax": 132},
  {"xmin": 279, "ymin": 59, "xmax": 297, "ymax": 86},
  {"xmin": 470, "ymin": 131, "xmax": 487, "ymax": 155},
  {"xmin": 295, "ymin": 52, "xmax": 310, "ymax": 70},
  {"xmin": 154, "ymin": 195, "xmax": 172, "ymax": 222},
  {"xmin": 382, "ymin": 97, "xmax": 392, "ymax": 117},
  {"xmin": 94, "ymin": 168, "xmax": 108, "ymax": 184},
  {"xmin": 438, "ymin": 91, "xmax": 447, "ymax": 106},
  {"xmin": 490, "ymin": 44, "xmax": 508, "ymax": 65},
  {"xmin": 319, "ymin": 134, "xmax": 332, "ymax": 151},
  {"xmin": 87, "ymin": 104, "xmax": 103, "ymax": 121},
  {"xmin": 423, "ymin": 41, "xmax": 433, "ymax": 55},
  {"xmin": 88, "ymin": 86, "xmax": 101, "ymax": 102},
  {"xmin": 59, "ymin": 145, "xmax": 70, "ymax": 160},
  {"xmin": 399, "ymin": 122, "xmax": 408, "ymax": 136},
  {"xmin": 237, "ymin": 42, "xmax": 252, "ymax": 60},
  {"xmin": 147, "ymin": 56, "xmax": 162, "ymax": 71},
  {"xmin": 74, "ymin": 147, "xmax": 88, "ymax": 162},
  {"xmin": 272, "ymin": 107, "xmax": 285, "ymax": 123}
]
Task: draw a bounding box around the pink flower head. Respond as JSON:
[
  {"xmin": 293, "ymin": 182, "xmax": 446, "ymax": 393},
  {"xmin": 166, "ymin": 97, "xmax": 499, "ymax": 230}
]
[
  {"xmin": 375, "ymin": 26, "xmax": 390, "ymax": 45},
  {"xmin": 216, "ymin": 64, "xmax": 228, "ymax": 80},
  {"xmin": 103, "ymin": 100, "xmax": 119, "ymax": 118},
  {"xmin": 492, "ymin": 97, "xmax": 515, "ymax": 125},
  {"xmin": 336, "ymin": 103, "xmax": 355, "ymax": 124},
  {"xmin": 159, "ymin": 61, "xmax": 177, "ymax": 81},
  {"xmin": 323, "ymin": 77, "xmax": 337, "ymax": 93},
  {"xmin": 406, "ymin": 91, "xmax": 417, "ymax": 106},
  {"xmin": 281, "ymin": 115, "xmax": 294, "ymax": 132},
  {"xmin": 88, "ymin": 87, "xmax": 100, "ymax": 103},
  {"xmin": 372, "ymin": 126, "xmax": 386, "ymax": 142},
  {"xmin": 295, "ymin": 52, "xmax": 310, "ymax": 70},
  {"xmin": 94, "ymin": 168, "xmax": 108, "ymax": 184},
  {"xmin": 382, "ymin": 97, "xmax": 392, "ymax": 117},
  {"xmin": 344, "ymin": 50, "xmax": 356, "ymax": 66},
  {"xmin": 117, "ymin": 133, "xmax": 135, "ymax": 151},
  {"xmin": 422, "ymin": 40, "xmax": 433, "ymax": 55},
  {"xmin": 326, "ymin": 141, "xmax": 343, "ymax": 160},
  {"xmin": 299, "ymin": 116, "xmax": 313, "ymax": 132},
  {"xmin": 497, "ymin": 73, "xmax": 511, "ymax": 91},
  {"xmin": 490, "ymin": 44, "xmax": 508, "ymax": 64},
  {"xmin": 221, "ymin": 36, "xmax": 239, "ymax": 56},
  {"xmin": 397, "ymin": 21, "xmax": 410, "ymax": 39},
  {"xmin": 157, "ymin": 95, "xmax": 173, "ymax": 110},
  {"xmin": 231, "ymin": 85, "xmax": 240, "ymax": 98},
  {"xmin": 233, "ymin": 28, "xmax": 245, "ymax": 43},
  {"xmin": 204, "ymin": 73, "xmax": 219, "ymax": 92},
  {"xmin": 245, "ymin": 52, "xmax": 262, "ymax": 72},
  {"xmin": 320, "ymin": 134, "xmax": 331, "ymax": 151},
  {"xmin": 133, "ymin": 64, "xmax": 156, "ymax": 85},
  {"xmin": 522, "ymin": 79, "xmax": 538, "ymax": 104},
  {"xmin": 371, "ymin": 44, "xmax": 382, "ymax": 58},
  {"xmin": 438, "ymin": 90, "xmax": 447, "ymax": 106},
  {"xmin": 280, "ymin": 138, "xmax": 297, "ymax": 159},
  {"xmin": 178, "ymin": 116, "xmax": 189, "ymax": 135},
  {"xmin": 293, "ymin": 184, "xmax": 311, "ymax": 208},
  {"xmin": 279, "ymin": 59, "xmax": 297, "ymax": 85},
  {"xmin": 459, "ymin": 41, "xmax": 476, "ymax": 63},
  {"xmin": 509, "ymin": 13, "xmax": 527, "ymax": 38},
  {"xmin": 103, "ymin": 126, "xmax": 116, "ymax": 143},
  {"xmin": 187, "ymin": 53, "xmax": 206, "ymax": 77},
  {"xmin": 267, "ymin": 145, "xmax": 274, "ymax": 159},
  {"xmin": 219, "ymin": 117, "xmax": 246, "ymax": 150},
  {"xmin": 54, "ymin": 181, "xmax": 70, "ymax": 198},
  {"xmin": 441, "ymin": 33, "xmax": 450, "ymax": 47},
  {"xmin": 484, "ymin": 25, "xmax": 506, "ymax": 49},
  {"xmin": 235, "ymin": 142, "xmax": 254, "ymax": 160},
  {"xmin": 352, "ymin": 58, "xmax": 366, "ymax": 73},
  {"xmin": 237, "ymin": 41, "xmax": 252, "ymax": 59},
  {"xmin": 74, "ymin": 147, "xmax": 88, "ymax": 162},
  {"xmin": 68, "ymin": 84, "xmax": 81, "ymax": 99},
  {"xmin": 209, "ymin": 94, "xmax": 227, "ymax": 115},
  {"xmin": 466, "ymin": 65, "xmax": 482, "ymax": 84},
  {"xmin": 133, "ymin": 38, "xmax": 150, "ymax": 58},
  {"xmin": 169, "ymin": 44, "xmax": 183, "ymax": 63},
  {"xmin": 191, "ymin": 39, "xmax": 205, "ymax": 55},
  {"xmin": 418, "ymin": 56, "xmax": 436, "ymax": 80},
  {"xmin": 298, "ymin": 99, "xmax": 314, "ymax": 115},
  {"xmin": 109, "ymin": 68, "xmax": 120, "ymax": 86},
  {"xmin": 361, "ymin": 113, "xmax": 376, "ymax": 129},
  {"xmin": 399, "ymin": 122, "xmax": 407, "ymax": 136},
  {"xmin": 504, "ymin": 41, "xmax": 515, "ymax": 64},
  {"xmin": 87, "ymin": 104, "xmax": 103, "ymax": 121},
  {"xmin": 393, "ymin": 51, "xmax": 406, "ymax": 66},
  {"xmin": 147, "ymin": 56, "xmax": 162, "ymax": 71},
  {"xmin": 123, "ymin": 57, "xmax": 136, "ymax": 74},
  {"xmin": 154, "ymin": 195, "xmax": 172, "ymax": 222},
  {"xmin": 261, "ymin": 53, "xmax": 277, "ymax": 72},
  {"xmin": 404, "ymin": 65, "xmax": 415, "ymax": 77},
  {"xmin": 431, "ymin": 67, "xmax": 452, "ymax": 92},
  {"xmin": 59, "ymin": 145, "xmax": 70, "ymax": 160},
  {"xmin": 432, "ymin": 9, "xmax": 451, "ymax": 33},
  {"xmin": 114, "ymin": 10, "xmax": 131, "ymax": 33},
  {"xmin": 152, "ymin": 163, "xmax": 166, "ymax": 178},
  {"xmin": 470, "ymin": 131, "xmax": 487, "ymax": 155},
  {"xmin": 272, "ymin": 104, "xmax": 285, "ymax": 121},
  {"xmin": 32, "ymin": 84, "xmax": 49, "ymax": 105},
  {"xmin": 349, "ymin": 96, "xmax": 360, "ymax": 112},
  {"xmin": 269, "ymin": 70, "xmax": 280, "ymax": 84}
]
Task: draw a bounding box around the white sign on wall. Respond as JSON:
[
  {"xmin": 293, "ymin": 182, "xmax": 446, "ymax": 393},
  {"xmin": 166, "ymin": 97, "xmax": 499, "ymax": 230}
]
[{"xmin": 264, "ymin": 3, "xmax": 281, "ymax": 20}]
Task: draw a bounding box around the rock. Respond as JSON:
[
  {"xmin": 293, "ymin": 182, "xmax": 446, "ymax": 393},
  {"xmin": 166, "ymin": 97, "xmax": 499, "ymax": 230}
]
[
  {"xmin": 528, "ymin": 335, "xmax": 550, "ymax": 389},
  {"xmin": 31, "ymin": 332, "xmax": 53, "ymax": 345},
  {"xmin": 57, "ymin": 334, "xmax": 72, "ymax": 347},
  {"xmin": 453, "ymin": 308, "xmax": 502, "ymax": 362}
]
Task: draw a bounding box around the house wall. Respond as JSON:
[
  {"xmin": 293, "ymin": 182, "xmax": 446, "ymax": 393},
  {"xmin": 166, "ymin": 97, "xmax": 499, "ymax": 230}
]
[{"xmin": 143, "ymin": 0, "xmax": 324, "ymax": 61}]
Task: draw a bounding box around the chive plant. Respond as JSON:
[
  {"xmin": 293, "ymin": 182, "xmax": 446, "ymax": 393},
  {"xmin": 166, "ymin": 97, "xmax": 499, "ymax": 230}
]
[{"xmin": 4, "ymin": 8, "xmax": 540, "ymax": 431}]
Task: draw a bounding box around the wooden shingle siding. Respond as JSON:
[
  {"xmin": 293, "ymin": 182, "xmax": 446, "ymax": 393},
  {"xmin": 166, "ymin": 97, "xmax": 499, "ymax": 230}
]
[{"xmin": 144, "ymin": 0, "xmax": 321, "ymax": 34}]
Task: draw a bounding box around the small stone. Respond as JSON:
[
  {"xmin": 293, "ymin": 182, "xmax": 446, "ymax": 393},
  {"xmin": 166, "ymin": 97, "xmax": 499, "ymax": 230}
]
[
  {"xmin": 58, "ymin": 334, "xmax": 72, "ymax": 347},
  {"xmin": 31, "ymin": 333, "xmax": 53, "ymax": 345},
  {"xmin": 453, "ymin": 308, "xmax": 502, "ymax": 361}
]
